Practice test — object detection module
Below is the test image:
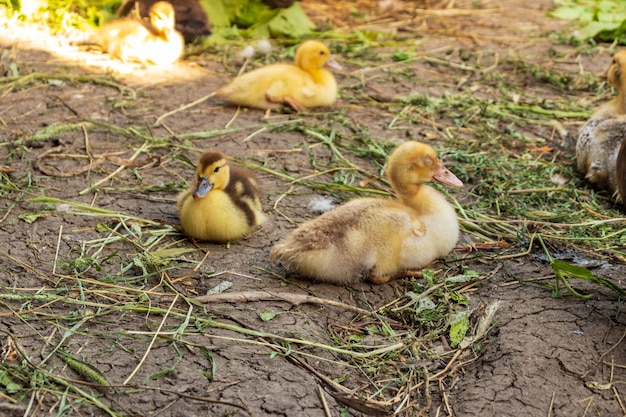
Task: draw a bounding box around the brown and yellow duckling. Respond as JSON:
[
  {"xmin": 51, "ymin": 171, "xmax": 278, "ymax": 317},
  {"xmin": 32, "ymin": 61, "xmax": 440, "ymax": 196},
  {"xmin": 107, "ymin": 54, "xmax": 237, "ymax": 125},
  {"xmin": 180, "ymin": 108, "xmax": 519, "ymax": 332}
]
[
  {"xmin": 216, "ymin": 40, "xmax": 341, "ymax": 113},
  {"xmin": 91, "ymin": 1, "xmax": 184, "ymax": 65},
  {"xmin": 590, "ymin": 50, "xmax": 626, "ymax": 119},
  {"xmin": 177, "ymin": 151, "xmax": 266, "ymax": 243},
  {"xmin": 270, "ymin": 141, "xmax": 463, "ymax": 285},
  {"xmin": 576, "ymin": 50, "xmax": 626, "ymax": 201},
  {"xmin": 117, "ymin": 0, "xmax": 210, "ymax": 43}
]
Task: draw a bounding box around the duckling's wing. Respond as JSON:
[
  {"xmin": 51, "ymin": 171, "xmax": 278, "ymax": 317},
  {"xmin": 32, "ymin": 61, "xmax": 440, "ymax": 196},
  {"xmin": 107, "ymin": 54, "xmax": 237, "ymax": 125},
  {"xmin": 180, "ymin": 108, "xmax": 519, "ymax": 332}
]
[
  {"xmin": 272, "ymin": 199, "xmax": 420, "ymax": 255},
  {"xmin": 217, "ymin": 64, "xmax": 312, "ymax": 108},
  {"xmin": 577, "ymin": 118, "xmax": 626, "ymax": 190},
  {"xmin": 576, "ymin": 118, "xmax": 605, "ymax": 174},
  {"xmin": 225, "ymin": 166, "xmax": 265, "ymax": 226}
]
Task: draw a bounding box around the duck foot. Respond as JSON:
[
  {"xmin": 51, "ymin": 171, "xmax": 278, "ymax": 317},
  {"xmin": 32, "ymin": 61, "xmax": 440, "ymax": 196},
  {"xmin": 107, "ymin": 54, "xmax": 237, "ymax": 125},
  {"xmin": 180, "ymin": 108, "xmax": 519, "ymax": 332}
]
[{"xmin": 265, "ymin": 93, "xmax": 304, "ymax": 112}]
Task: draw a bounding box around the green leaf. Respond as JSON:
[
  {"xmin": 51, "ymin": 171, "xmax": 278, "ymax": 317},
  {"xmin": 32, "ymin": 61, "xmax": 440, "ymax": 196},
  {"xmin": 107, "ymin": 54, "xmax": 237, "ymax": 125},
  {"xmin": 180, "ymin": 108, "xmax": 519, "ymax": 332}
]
[
  {"xmin": 549, "ymin": 0, "xmax": 626, "ymax": 42},
  {"xmin": 5, "ymin": 381, "xmax": 23, "ymax": 394},
  {"xmin": 235, "ymin": 0, "xmax": 277, "ymax": 28},
  {"xmin": 596, "ymin": 19, "xmax": 626, "ymax": 43},
  {"xmin": 549, "ymin": 5, "xmax": 592, "ymax": 20},
  {"xmin": 267, "ymin": 2, "xmax": 315, "ymax": 38},
  {"xmin": 199, "ymin": 347, "xmax": 216, "ymax": 380},
  {"xmin": 259, "ymin": 311, "xmax": 277, "ymax": 321},
  {"xmin": 422, "ymin": 268, "xmax": 437, "ymax": 286},
  {"xmin": 18, "ymin": 212, "xmax": 48, "ymax": 224},
  {"xmin": 449, "ymin": 310, "xmax": 472, "ymax": 347},
  {"xmin": 579, "ymin": 20, "xmax": 620, "ymax": 39},
  {"xmin": 0, "ymin": 370, "xmax": 23, "ymax": 394},
  {"xmin": 550, "ymin": 259, "xmax": 625, "ymax": 299},
  {"xmin": 201, "ymin": 0, "xmax": 315, "ymax": 40}
]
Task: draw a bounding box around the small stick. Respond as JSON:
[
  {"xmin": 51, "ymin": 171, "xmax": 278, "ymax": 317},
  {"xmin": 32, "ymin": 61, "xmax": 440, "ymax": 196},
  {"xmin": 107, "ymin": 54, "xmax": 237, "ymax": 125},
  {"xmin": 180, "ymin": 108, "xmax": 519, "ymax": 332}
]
[
  {"xmin": 123, "ymin": 294, "xmax": 179, "ymax": 385},
  {"xmin": 195, "ymin": 290, "xmax": 376, "ymax": 319},
  {"xmin": 317, "ymin": 385, "xmax": 332, "ymax": 417},
  {"xmin": 52, "ymin": 225, "xmax": 62, "ymax": 276},
  {"xmin": 224, "ymin": 106, "xmax": 241, "ymax": 129},
  {"xmin": 79, "ymin": 142, "xmax": 148, "ymax": 195},
  {"xmin": 547, "ymin": 391, "xmax": 555, "ymax": 417},
  {"xmin": 155, "ymin": 92, "xmax": 216, "ymax": 126},
  {"xmin": 168, "ymin": 250, "xmax": 211, "ymax": 284}
]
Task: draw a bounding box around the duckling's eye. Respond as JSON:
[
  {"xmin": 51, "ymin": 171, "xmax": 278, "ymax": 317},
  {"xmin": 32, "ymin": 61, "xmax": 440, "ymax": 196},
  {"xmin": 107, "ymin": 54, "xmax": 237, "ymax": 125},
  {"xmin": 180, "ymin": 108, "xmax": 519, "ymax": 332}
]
[
  {"xmin": 213, "ymin": 166, "xmax": 220, "ymax": 173},
  {"xmin": 319, "ymin": 50, "xmax": 326, "ymax": 56}
]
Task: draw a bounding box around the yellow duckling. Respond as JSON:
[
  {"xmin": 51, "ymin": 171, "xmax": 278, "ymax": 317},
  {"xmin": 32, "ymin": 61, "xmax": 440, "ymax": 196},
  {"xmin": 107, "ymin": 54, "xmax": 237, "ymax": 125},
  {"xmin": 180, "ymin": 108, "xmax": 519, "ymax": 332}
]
[
  {"xmin": 177, "ymin": 151, "xmax": 266, "ymax": 242},
  {"xmin": 216, "ymin": 40, "xmax": 341, "ymax": 112},
  {"xmin": 117, "ymin": 0, "xmax": 211, "ymax": 43},
  {"xmin": 93, "ymin": 1, "xmax": 184, "ymax": 65},
  {"xmin": 576, "ymin": 50, "xmax": 626, "ymax": 200},
  {"xmin": 270, "ymin": 141, "xmax": 463, "ymax": 284}
]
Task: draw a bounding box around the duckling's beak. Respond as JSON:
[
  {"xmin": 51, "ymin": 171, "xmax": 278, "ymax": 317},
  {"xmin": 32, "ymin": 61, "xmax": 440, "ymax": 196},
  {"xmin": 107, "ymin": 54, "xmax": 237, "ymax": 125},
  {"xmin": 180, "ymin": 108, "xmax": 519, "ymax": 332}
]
[
  {"xmin": 433, "ymin": 163, "xmax": 463, "ymax": 187},
  {"xmin": 325, "ymin": 57, "xmax": 342, "ymax": 71},
  {"xmin": 193, "ymin": 176, "xmax": 213, "ymax": 199}
]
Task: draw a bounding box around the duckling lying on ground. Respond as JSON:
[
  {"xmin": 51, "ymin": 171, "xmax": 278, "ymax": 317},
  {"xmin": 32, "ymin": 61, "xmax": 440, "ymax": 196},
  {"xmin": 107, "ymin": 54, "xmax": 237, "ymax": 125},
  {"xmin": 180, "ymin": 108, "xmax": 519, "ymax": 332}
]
[
  {"xmin": 177, "ymin": 151, "xmax": 266, "ymax": 242},
  {"xmin": 576, "ymin": 50, "xmax": 626, "ymax": 201},
  {"xmin": 270, "ymin": 141, "xmax": 463, "ymax": 284},
  {"xmin": 117, "ymin": 0, "xmax": 210, "ymax": 43},
  {"xmin": 216, "ymin": 40, "xmax": 341, "ymax": 113},
  {"xmin": 89, "ymin": 1, "xmax": 184, "ymax": 65}
]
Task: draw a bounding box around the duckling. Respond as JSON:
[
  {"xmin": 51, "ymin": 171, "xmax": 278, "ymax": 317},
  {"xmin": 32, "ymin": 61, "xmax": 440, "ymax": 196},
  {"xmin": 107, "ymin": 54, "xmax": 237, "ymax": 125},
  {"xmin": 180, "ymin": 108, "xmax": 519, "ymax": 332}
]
[
  {"xmin": 576, "ymin": 51, "xmax": 626, "ymax": 200},
  {"xmin": 270, "ymin": 141, "xmax": 463, "ymax": 284},
  {"xmin": 117, "ymin": 0, "xmax": 210, "ymax": 43},
  {"xmin": 177, "ymin": 151, "xmax": 266, "ymax": 243},
  {"xmin": 591, "ymin": 50, "xmax": 626, "ymax": 119},
  {"xmin": 576, "ymin": 117, "xmax": 626, "ymax": 197},
  {"xmin": 216, "ymin": 40, "xmax": 341, "ymax": 112},
  {"xmin": 92, "ymin": 1, "xmax": 184, "ymax": 65}
]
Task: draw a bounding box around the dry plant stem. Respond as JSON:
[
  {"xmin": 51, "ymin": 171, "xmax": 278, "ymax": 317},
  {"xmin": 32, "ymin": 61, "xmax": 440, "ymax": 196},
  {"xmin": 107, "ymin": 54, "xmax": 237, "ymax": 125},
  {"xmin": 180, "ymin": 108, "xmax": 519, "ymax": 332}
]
[
  {"xmin": 581, "ymin": 397, "xmax": 594, "ymax": 416},
  {"xmin": 261, "ymin": 339, "xmax": 350, "ymax": 394},
  {"xmin": 169, "ymin": 249, "xmax": 211, "ymax": 284},
  {"xmin": 79, "ymin": 142, "xmax": 149, "ymax": 195},
  {"xmin": 155, "ymin": 92, "xmax": 216, "ymax": 126},
  {"xmin": 224, "ymin": 105, "xmax": 241, "ymax": 129},
  {"xmin": 580, "ymin": 327, "xmax": 626, "ymax": 379},
  {"xmin": 317, "ymin": 385, "xmax": 332, "ymax": 417},
  {"xmin": 0, "ymin": 252, "xmax": 55, "ymax": 284},
  {"xmin": 123, "ymin": 294, "xmax": 179, "ymax": 385},
  {"xmin": 36, "ymin": 144, "xmax": 105, "ymax": 177},
  {"xmin": 260, "ymin": 339, "xmax": 396, "ymax": 415},
  {"xmin": 548, "ymin": 391, "xmax": 555, "ymax": 417},
  {"xmin": 195, "ymin": 290, "xmax": 377, "ymax": 319},
  {"xmin": 10, "ymin": 337, "xmax": 118, "ymax": 416},
  {"xmin": 52, "ymin": 224, "xmax": 62, "ymax": 276},
  {"xmin": 209, "ymin": 319, "xmax": 403, "ymax": 359},
  {"xmin": 408, "ymin": 349, "xmax": 466, "ymax": 396},
  {"xmin": 614, "ymin": 385, "xmax": 626, "ymax": 414},
  {"xmin": 0, "ymin": 202, "xmax": 14, "ymax": 224}
]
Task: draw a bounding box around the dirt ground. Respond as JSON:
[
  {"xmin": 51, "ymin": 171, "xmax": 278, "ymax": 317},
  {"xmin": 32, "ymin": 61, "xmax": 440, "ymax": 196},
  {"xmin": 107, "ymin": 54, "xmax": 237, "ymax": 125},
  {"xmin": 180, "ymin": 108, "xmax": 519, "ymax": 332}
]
[{"xmin": 2, "ymin": 0, "xmax": 626, "ymax": 416}]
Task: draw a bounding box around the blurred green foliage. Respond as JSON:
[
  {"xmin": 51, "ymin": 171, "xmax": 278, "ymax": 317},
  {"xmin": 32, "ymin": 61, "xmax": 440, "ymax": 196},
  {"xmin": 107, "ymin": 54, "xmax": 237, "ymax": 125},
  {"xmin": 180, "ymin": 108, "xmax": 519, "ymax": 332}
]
[{"xmin": 549, "ymin": 0, "xmax": 626, "ymax": 43}]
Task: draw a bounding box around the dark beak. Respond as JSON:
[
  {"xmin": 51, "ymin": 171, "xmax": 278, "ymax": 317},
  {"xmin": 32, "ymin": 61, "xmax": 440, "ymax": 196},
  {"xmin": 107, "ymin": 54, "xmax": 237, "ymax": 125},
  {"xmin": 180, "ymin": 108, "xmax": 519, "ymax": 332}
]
[{"xmin": 192, "ymin": 177, "xmax": 213, "ymax": 199}]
